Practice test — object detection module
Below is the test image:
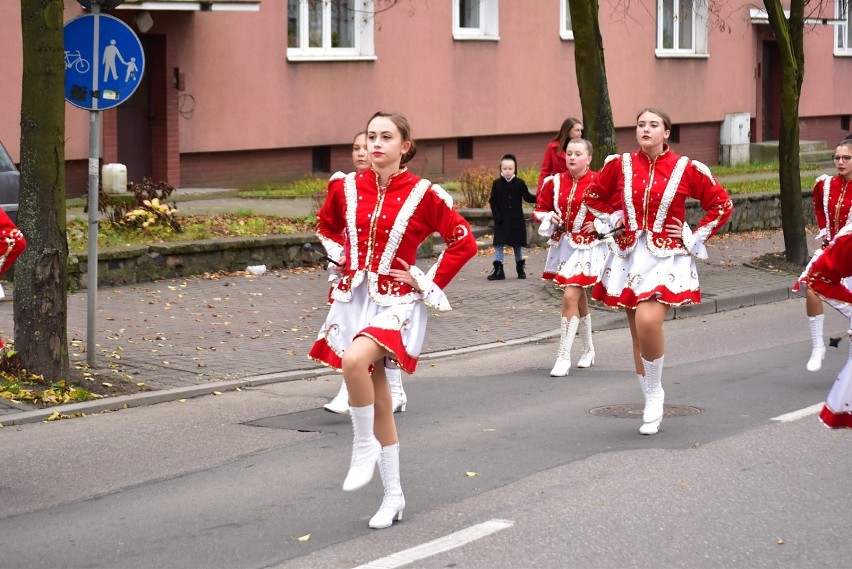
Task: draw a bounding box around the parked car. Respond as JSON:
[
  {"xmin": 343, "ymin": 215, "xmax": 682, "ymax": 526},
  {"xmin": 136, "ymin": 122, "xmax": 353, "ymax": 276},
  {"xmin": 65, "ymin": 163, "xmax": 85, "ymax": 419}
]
[{"xmin": 0, "ymin": 140, "xmax": 20, "ymax": 225}]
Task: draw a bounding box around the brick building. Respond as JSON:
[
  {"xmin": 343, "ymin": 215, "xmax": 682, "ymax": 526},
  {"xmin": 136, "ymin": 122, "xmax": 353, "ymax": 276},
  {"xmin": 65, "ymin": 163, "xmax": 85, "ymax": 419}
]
[{"xmin": 1, "ymin": 0, "xmax": 852, "ymax": 196}]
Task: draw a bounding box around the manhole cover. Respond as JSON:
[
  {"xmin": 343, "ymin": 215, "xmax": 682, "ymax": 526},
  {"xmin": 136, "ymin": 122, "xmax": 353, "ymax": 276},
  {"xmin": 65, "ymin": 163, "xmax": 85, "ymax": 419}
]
[{"xmin": 589, "ymin": 404, "xmax": 702, "ymax": 419}]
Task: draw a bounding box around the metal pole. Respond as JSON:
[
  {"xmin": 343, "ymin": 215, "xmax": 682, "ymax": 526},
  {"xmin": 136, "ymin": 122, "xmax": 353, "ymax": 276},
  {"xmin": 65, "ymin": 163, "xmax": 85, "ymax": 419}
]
[{"xmin": 86, "ymin": 1, "xmax": 101, "ymax": 366}]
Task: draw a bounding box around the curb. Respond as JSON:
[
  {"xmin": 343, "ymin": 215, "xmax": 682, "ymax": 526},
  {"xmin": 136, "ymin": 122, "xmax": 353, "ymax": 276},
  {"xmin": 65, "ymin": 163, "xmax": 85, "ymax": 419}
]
[{"xmin": 0, "ymin": 282, "xmax": 796, "ymax": 428}]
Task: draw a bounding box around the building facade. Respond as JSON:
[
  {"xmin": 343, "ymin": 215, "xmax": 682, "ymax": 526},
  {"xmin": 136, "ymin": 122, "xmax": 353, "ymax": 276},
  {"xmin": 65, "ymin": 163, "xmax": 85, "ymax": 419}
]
[{"xmin": 1, "ymin": 0, "xmax": 851, "ymax": 196}]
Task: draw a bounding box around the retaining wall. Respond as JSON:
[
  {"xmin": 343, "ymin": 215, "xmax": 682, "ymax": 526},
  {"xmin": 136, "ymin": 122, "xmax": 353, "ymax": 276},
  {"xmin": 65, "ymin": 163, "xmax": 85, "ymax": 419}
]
[{"xmin": 68, "ymin": 191, "xmax": 816, "ymax": 289}]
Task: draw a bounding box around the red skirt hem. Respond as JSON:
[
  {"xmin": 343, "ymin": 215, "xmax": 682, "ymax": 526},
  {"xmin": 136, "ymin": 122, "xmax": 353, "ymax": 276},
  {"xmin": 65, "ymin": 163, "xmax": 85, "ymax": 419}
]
[
  {"xmin": 819, "ymin": 404, "xmax": 852, "ymax": 429},
  {"xmin": 591, "ymin": 283, "xmax": 700, "ymax": 308}
]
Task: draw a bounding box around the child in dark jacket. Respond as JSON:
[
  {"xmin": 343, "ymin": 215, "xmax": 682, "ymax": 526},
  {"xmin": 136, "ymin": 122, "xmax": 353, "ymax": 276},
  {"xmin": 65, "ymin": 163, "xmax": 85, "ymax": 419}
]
[{"xmin": 488, "ymin": 154, "xmax": 537, "ymax": 280}]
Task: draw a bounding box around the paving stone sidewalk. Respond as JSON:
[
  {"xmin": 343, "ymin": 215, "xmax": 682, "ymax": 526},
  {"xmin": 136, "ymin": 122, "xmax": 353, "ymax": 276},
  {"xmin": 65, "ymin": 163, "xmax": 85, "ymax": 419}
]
[{"xmin": 0, "ymin": 227, "xmax": 803, "ymax": 423}]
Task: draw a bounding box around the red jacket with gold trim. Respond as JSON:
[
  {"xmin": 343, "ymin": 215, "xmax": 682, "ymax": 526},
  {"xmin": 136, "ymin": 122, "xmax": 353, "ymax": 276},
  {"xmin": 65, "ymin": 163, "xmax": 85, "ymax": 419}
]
[
  {"xmin": 813, "ymin": 174, "xmax": 852, "ymax": 244},
  {"xmin": 533, "ymin": 169, "xmax": 599, "ymax": 248},
  {"xmin": 584, "ymin": 146, "xmax": 733, "ymax": 258},
  {"xmin": 316, "ymin": 168, "xmax": 477, "ymax": 309},
  {"xmin": 806, "ymin": 223, "xmax": 852, "ymax": 305}
]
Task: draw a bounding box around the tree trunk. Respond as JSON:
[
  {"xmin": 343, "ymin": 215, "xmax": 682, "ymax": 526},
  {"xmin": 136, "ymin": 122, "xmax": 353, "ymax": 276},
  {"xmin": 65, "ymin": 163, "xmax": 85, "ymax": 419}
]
[
  {"xmin": 16, "ymin": 0, "xmax": 70, "ymax": 379},
  {"xmin": 569, "ymin": 0, "xmax": 617, "ymax": 170},
  {"xmin": 763, "ymin": 0, "xmax": 809, "ymax": 265}
]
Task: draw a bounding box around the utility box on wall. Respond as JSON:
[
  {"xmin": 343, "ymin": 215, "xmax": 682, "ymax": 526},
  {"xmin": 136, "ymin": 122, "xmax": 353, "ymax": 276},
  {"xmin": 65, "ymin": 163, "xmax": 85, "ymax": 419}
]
[{"xmin": 720, "ymin": 113, "xmax": 751, "ymax": 166}]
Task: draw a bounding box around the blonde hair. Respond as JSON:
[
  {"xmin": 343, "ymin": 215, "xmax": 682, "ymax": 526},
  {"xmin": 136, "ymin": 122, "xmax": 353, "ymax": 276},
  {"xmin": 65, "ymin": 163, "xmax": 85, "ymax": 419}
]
[{"xmin": 567, "ymin": 137, "xmax": 593, "ymax": 156}]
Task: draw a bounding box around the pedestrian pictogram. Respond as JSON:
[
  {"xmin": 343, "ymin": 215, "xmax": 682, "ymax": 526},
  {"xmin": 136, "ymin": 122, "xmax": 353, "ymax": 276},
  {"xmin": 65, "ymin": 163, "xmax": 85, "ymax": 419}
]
[{"xmin": 63, "ymin": 13, "xmax": 145, "ymax": 111}]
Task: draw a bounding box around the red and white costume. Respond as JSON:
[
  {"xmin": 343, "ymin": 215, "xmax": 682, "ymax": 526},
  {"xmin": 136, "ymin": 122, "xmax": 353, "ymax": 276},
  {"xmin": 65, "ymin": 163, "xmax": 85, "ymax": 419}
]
[
  {"xmin": 793, "ymin": 174, "xmax": 852, "ymax": 295},
  {"xmin": 804, "ymin": 223, "xmax": 852, "ymax": 428},
  {"xmin": 584, "ymin": 146, "xmax": 733, "ymax": 308},
  {"xmin": 0, "ymin": 209, "xmax": 26, "ymax": 348},
  {"xmin": 533, "ymin": 169, "xmax": 607, "ymax": 288},
  {"xmin": 308, "ymin": 168, "xmax": 477, "ymax": 373}
]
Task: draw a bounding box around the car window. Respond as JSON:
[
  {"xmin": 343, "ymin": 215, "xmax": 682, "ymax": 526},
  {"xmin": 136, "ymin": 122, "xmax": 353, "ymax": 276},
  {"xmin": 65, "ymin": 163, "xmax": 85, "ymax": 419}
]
[{"xmin": 0, "ymin": 143, "xmax": 17, "ymax": 173}]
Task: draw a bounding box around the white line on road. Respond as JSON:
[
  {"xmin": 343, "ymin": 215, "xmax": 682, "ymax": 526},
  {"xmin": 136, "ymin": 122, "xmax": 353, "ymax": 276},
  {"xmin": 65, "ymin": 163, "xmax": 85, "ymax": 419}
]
[
  {"xmin": 354, "ymin": 518, "xmax": 515, "ymax": 569},
  {"xmin": 771, "ymin": 402, "xmax": 823, "ymax": 422}
]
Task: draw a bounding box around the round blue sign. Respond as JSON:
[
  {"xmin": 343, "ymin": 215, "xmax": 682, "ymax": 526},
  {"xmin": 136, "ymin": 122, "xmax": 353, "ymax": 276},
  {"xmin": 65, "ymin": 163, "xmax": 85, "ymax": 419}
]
[{"xmin": 64, "ymin": 14, "xmax": 145, "ymax": 111}]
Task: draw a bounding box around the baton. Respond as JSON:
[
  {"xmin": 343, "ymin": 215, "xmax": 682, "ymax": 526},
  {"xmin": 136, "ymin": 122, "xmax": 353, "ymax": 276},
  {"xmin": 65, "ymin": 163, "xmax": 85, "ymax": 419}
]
[
  {"xmin": 595, "ymin": 226, "xmax": 624, "ymax": 240},
  {"xmin": 301, "ymin": 242, "xmax": 342, "ymax": 266}
]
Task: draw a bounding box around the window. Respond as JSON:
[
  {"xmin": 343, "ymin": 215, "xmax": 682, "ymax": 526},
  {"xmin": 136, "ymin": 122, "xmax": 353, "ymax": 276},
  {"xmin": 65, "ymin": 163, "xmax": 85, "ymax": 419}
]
[
  {"xmin": 561, "ymin": 0, "xmax": 573, "ymax": 40},
  {"xmin": 312, "ymin": 146, "xmax": 331, "ymax": 172},
  {"xmin": 453, "ymin": 0, "xmax": 499, "ymax": 41},
  {"xmin": 457, "ymin": 138, "xmax": 474, "ymax": 160},
  {"xmin": 287, "ymin": 0, "xmax": 376, "ymax": 61},
  {"xmin": 656, "ymin": 0, "xmax": 708, "ymax": 58},
  {"xmin": 668, "ymin": 124, "xmax": 681, "ymax": 144},
  {"xmin": 837, "ymin": 0, "xmax": 852, "ymax": 55}
]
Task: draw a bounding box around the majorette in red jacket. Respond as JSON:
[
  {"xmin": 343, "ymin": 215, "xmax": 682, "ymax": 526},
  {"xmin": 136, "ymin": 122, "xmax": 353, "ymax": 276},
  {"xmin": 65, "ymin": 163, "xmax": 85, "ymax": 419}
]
[
  {"xmin": 813, "ymin": 174, "xmax": 852, "ymax": 244},
  {"xmin": 584, "ymin": 146, "xmax": 733, "ymax": 258},
  {"xmin": 315, "ymin": 168, "xmax": 477, "ymax": 310},
  {"xmin": 533, "ymin": 169, "xmax": 600, "ymax": 248}
]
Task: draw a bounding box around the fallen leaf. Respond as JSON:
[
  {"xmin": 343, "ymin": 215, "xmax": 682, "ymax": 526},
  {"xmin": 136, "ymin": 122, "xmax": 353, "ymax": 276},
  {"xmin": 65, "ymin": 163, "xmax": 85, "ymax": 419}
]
[
  {"xmin": 213, "ymin": 391, "xmax": 223, "ymax": 396},
  {"xmin": 297, "ymin": 534, "xmax": 311, "ymax": 542},
  {"xmin": 102, "ymin": 382, "xmax": 113, "ymax": 388},
  {"xmin": 466, "ymin": 471, "xmax": 478, "ymax": 477}
]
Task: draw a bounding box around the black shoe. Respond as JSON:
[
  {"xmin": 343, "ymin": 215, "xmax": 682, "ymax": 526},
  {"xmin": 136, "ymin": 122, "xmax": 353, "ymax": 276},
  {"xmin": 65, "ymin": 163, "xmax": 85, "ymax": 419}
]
[
  {"xmin": 487, "ymin": 261, "xmax": 505, "ymax": 280},
  {"xmin": 516, "ymin": 260, "xmax": 526, "ymax": 279}
]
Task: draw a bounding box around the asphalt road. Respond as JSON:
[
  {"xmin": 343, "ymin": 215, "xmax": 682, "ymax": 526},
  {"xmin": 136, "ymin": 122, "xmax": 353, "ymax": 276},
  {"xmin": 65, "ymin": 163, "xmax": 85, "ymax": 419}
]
[{"xmin": 0, "ymin": 298, "xmax": 849, "ymax": 569}]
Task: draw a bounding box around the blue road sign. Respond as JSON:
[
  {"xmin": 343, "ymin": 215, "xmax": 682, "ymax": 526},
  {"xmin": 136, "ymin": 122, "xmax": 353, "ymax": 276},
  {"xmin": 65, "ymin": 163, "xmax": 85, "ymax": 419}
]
[{"xmin": 64, "ymin": 13, "xmax": 145, "ymax": 111}]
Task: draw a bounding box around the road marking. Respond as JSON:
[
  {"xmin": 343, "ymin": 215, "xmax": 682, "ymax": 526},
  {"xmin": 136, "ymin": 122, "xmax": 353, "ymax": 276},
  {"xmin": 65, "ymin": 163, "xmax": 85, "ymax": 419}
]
[
  {"xmin": 354, "ymin": 518, "xmax": 515, "ymax": 569},
  {"xmin": 771, "ymin": 402, "xmax": 823, "ymax": 422}
]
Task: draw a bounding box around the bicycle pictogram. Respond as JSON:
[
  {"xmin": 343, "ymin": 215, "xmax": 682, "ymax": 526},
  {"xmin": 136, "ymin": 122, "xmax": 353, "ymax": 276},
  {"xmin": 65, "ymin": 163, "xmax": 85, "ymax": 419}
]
[{"xmin": 64, "ymin": 49, "xmax": 90, "ymax": 74}]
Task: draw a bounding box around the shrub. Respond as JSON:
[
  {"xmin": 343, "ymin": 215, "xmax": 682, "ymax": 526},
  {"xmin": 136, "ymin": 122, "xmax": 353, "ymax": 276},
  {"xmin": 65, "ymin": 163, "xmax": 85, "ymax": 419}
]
[
  {"xmin": 92, "ymin": 178, "xmax": 182, "ymax": 233},
  {"xmin": 458, "ymin": 165, "xmax": 495, "ymax": 208},
  {"xmin": 517, "ymin": 164, "xmax": 539, "ymax": 189}
]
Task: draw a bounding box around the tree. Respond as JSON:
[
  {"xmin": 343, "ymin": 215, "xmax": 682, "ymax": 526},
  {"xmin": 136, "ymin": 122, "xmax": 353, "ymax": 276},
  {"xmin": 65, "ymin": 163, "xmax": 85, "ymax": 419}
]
[
  {"xmin": 762, "ymin": 0, "xmax": 809, "ymax": 265},
  {"xmin": 15, "ymin": 0, "xmax": 70, "ymax": 379},
  {"xmin": 568, "ymin": 0, "xmax": 617, "ymax": 170}
]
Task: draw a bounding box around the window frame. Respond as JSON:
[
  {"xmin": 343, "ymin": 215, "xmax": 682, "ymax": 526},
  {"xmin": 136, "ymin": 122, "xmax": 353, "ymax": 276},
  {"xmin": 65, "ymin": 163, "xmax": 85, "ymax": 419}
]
[
  {"xmin": 560, "ymin": 0, "xmax": 573, "ymax": 41},
  {"xmin": 836, "ymin": 0, "xmax": 852, "ymax": 56},
  {"xmin": 655, "ymin": 0, "xmax": 709, "ymax": 59},
  {"xmin": 287, "ymin": 0, "xmax": 377, "ymax": 62},
  {"xmin": 452, "ymin": 0, "xmax": 500, "ymax": 42}
]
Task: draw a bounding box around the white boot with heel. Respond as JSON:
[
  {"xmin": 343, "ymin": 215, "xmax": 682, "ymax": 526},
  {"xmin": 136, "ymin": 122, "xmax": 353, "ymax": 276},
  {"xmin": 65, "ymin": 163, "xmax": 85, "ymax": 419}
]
[
  {"xmin": 550, "ymin": 316, "xmax": 579, "ymax": 377},
  {"xmin": 369, "ymin": 443, "xmax": 405, "ymax": 529},
  {"xmin": 342, "ymin": 404, "xmax": 381, "ymax": 491},
  {"xmin": 638, "ymin": 356, "xmax": 665, "ymax": 435}
]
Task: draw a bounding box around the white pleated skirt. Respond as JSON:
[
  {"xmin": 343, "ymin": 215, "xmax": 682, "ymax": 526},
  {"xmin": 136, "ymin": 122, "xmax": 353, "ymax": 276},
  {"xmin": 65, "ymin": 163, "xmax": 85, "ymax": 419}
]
[
  {"xmin": 591, "ymin": 234, "xmax": 700, "ymax": 308},
  {"xmin": 542, "ymin": 236, "xmax": 608, "ymax": 289},
  {"xmin": 308, "ymin": 280, "xmax": 428, "ymax": 373}
]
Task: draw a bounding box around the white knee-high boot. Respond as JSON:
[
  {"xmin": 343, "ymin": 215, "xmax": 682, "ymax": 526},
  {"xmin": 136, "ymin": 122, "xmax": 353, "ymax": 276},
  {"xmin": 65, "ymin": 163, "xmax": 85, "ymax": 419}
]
[
  {"xmin": 638, "ymin": 356, "xmax": 665, "ymax": 435},
  {"xmin": 550, "ymin": 316, "xmax": 579, "ymax": 376},
  {"xmin": 807, "ymin": 315, "xmax": 826, "ymax": 371},
  {"xmin": 324, "ymin": 380, "xmax": 350, "ymax": 414},
  {"xmin": 576, "ymin": 314, "xmax": 596, "ymax": 368},
  {"xmin": 369, "ymin": 443, "xmax": 405, "ymax": 529},
  {"xmin": 342, "ymin": 404, "xmax": 381, "ymax": 491},
  {"xmin": 386, "ymin": 365, "xmax": 408, "ymax": 413}
]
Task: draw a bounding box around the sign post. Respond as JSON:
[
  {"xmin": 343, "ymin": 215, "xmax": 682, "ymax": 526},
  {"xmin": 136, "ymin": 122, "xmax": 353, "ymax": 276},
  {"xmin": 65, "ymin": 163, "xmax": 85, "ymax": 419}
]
[{"xmin": 64, "ymin": 1, "xmax": 144, "ymax": 365}]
